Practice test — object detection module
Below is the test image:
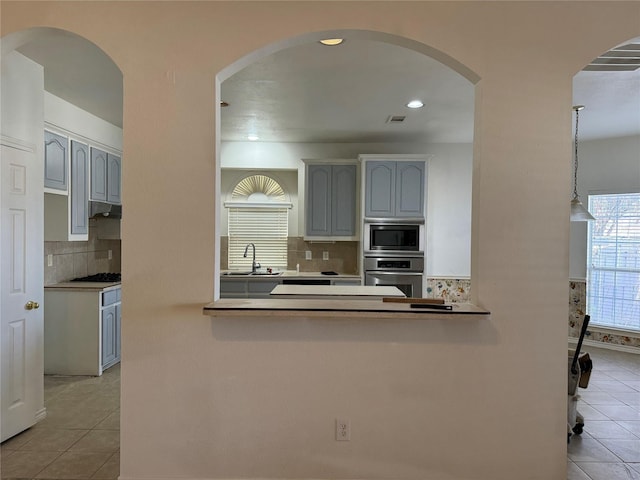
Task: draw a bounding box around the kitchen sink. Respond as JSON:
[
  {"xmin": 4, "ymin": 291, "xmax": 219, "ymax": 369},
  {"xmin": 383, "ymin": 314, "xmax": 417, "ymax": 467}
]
[
  {"xmin": 250, "ymin": 272, "xmax": 283, "ymax": 276},
  {"xmin": 223, "ymin": 271, "xmax": 253, "ymax": 276}
]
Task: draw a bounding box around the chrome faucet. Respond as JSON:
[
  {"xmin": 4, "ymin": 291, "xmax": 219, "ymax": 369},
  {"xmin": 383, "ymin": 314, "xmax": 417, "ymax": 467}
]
[{"xmin": 243, "ymin": 243, "xmax": 260, "ymax": 273}]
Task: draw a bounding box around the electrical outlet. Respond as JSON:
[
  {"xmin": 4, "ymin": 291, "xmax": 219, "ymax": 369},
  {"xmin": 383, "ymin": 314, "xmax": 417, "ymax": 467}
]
[
  {"xmin": 336, "ymin": 418, "xmax": 350, "ymax": 441},
  {"xmin": 47, "ymin": 254, "xmax": 53, "ymax": 267},
  {"xmin": 108, "ymin": 249, "xmax": 113, "ymax": 260},
  {"xmin": 323, "ymin": 251, "xmax": 329, "ymax": 261},
  {"xmin": 305, "ymin": 250, "xmax": 312, "ymax": 260}
]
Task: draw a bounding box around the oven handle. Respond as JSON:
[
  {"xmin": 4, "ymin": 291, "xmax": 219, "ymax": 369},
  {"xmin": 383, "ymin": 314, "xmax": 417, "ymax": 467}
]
[{"xmin": 365, "ymin": 271, "xmax": 423, "ymax": 275}]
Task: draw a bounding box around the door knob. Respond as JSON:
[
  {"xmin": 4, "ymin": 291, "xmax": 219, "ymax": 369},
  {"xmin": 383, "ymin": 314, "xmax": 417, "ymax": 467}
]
[{"xmin": 25, "ymin": 301, "xmax": 40, "ymax": 310}]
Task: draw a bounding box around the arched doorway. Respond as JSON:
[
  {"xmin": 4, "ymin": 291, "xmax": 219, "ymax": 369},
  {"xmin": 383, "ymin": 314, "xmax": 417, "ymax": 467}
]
[
  {"xmin": 1, "ymin": 27, "xmax": 123, "ymax": 455},
  {"xmin": 214, "ymin": 30, "xmax": 478, "ymax": 300},
  {"xmin": 569, "ymin": 36, "xmax": 640, "ymax": 346}
]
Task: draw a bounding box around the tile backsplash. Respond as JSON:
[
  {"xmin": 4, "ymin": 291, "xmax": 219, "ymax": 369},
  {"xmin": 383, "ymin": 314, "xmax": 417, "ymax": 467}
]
[
  {"xmin": 44, "ymin": 221, "xmax": 121, "ymax": 285},
  {"xmin": 220, "ymin": 236, "xmax": 359, "ymax": 274}
]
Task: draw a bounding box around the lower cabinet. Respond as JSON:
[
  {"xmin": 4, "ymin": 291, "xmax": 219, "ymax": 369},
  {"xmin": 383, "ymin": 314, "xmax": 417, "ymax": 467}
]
[
  {"xmin": 220, "ymin": 279, "xmax": 283, "ymax": 299},
  {"xmin": 101, "ymin": 289, "xmax": 121, "ymax": 370},
  {"xmin": 220, "ymin": 277, "xmax": 362, "ymax": 298},
  {"xmin": 44, "ymin": 285, "xmax": 121, "ymax": 376}
]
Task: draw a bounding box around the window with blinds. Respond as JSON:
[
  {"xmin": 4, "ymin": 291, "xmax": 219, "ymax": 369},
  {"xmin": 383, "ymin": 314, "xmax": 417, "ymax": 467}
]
[
  {"xmin": 587, "ymin": 192, "xmax": 640, "ymax": 331},
  {"xmin": 226, "ymin": 174, "xmax": 290, "ymax": 271},
  {"xmin": 228, "ymin": 207, "xmax": 288, "ymax": 270}
]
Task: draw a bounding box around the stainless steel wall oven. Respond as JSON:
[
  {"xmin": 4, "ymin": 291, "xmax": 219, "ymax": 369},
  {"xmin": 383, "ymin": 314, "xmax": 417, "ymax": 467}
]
[{"xmin": 364, "ymin": 256, "xmax": 423, "ymax": 298}]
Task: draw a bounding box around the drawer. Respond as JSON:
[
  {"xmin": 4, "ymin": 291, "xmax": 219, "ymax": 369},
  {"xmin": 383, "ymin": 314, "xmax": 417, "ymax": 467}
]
[{"xmin": 102, "ymin": 289, "xmax": 119, "ymax": 306}]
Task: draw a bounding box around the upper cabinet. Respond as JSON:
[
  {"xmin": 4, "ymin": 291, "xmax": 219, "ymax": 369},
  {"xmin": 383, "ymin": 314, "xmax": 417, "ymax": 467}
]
[
  {"xmin": 91, "ymin": 147, "xmax": 121, "ymax": 204},
  {"xmin": 45, "ymin": 137, "xmax": 90, "ymax": 241},
  {"xmin": 70, "ymin": 140, "xmax": 89, "ymax": 235},
  {"xmin": 363, "ymin": 156, "xmax": 426, "ymax": 219},
  {"xmin": 306, "ymin": 163, "xmax": 357, "ymax": 238},
  {"xmin": 44, "ymin": 131, "xmax": 68, "ymax": 192}
]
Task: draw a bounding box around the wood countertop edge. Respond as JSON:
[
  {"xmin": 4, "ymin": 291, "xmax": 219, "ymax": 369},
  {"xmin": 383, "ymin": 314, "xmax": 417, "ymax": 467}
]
[{"xmin": 203, "ymin": 300, "xmax": 490, "ymax": 319}]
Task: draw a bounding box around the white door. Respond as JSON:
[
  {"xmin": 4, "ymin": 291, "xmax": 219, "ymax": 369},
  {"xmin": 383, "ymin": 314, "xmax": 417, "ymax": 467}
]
[
  {"xmin": 1, "ymin": 51, "xmax": 45, "ymax": 442},
  {"xmin": 0, "ymin": 141, "xmax": 45, "ymax": 441}
]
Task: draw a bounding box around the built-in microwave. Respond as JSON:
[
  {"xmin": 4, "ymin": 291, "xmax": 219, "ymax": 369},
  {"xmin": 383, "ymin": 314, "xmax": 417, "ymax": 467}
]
[{"xmin": 364, "ymin": 222, "xmax": 424, "ymax": 254}]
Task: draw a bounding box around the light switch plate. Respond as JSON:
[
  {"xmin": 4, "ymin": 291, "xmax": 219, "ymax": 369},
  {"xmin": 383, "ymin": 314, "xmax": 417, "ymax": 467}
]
[
  {"xmin": 47, "ymin": 254, "xmax": 53, "ymax": 267},
  {"xmin": 305, "ymin": 250, "xmax": 312, "ymax": 260},
  {"xmin": 323, "ymin": 251, "xmax": 329, "ymax": 261}
]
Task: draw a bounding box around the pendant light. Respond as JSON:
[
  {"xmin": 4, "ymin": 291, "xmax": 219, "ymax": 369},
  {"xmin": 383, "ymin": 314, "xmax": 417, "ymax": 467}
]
[{"xmin": 570, "ymin": 105, "xmax": 595, "ymax": 221}]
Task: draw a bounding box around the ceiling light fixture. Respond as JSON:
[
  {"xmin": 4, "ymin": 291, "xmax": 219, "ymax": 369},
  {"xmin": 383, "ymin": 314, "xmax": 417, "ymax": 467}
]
[
  {"xmin": 570, "ymin": 105, "xmax": 595, "ymax": 222},
  {"xmin": 406, "ymin": 100, "xmax": 424, "ymax": 109},
  {"xmin": 319, "ymin": 38, "xmax": 344, "ymax": 46},
  {"xmin": 247, "ymin": 134, "xmax": 259, "ymax": 141}
]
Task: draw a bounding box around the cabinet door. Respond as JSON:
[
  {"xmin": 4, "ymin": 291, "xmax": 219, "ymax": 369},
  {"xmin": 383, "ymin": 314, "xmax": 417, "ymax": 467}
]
[
  {"xmin": 306, "ymin": 165, "xmax": 332, "ymax": 236},
  {"xmin": 101, "ymin": 305, "xmax": 117, "ymax": 368},
  {"xmin": 70, "ymin": 141, "xmax": 89, "ymax": 235},
  {"xmin": 365, "ymin": 161, "xmax": 395, "ymax": 218},
  {"xmin": 44, "ymin": 131, "xmax": 68, "ymax": 191},
  {"xmin": 331, "ymin": 165, "xmax": 356, "ymax": 236},
  {"xmin": 115, "ymin": 304, "xmax": 121, "ymax": 361},
  {"xmin": 107, "ymin": 154, "xmax": 122, "ymax": 204},
  {"xmin": 395, "ymin": 161, "xmax": 425, "ymax": 217},
  {"xmin": 91, "ymin": 147, "xmax": 108, "ymax": 201}
]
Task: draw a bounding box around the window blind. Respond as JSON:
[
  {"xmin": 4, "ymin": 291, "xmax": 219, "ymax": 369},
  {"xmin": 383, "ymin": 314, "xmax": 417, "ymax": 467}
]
[
  {"xmin": 228, "ymin": 207, "xmax": 288, "ymax": 270},
  {"xmin": 587, "ymin": 192, "xmax": 640, "ymax": 331}
]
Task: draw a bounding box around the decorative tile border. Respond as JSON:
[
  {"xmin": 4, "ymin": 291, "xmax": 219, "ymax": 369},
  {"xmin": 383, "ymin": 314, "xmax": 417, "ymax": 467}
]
[
  {"xmin": 569, "ymin": 280, "xmax": 640, "ymax": 349},
  {"xmin": 425, "ymin": 278, "xmax": 471, "ymax": 303}
]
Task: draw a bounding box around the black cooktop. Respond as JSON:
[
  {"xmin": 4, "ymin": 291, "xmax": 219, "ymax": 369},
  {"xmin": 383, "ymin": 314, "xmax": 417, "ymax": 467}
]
[{"xmin": 71, "ymin": 273, "xmax": 121, "ymax": 283}]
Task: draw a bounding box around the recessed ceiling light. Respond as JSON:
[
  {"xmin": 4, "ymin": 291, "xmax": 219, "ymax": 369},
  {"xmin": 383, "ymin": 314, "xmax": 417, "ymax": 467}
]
[
  {"xmin": 406, "ymin": 100, "xmax": 424, "ymax": 109},
  {"xmin": 319, "ymin": 38, "xmax": 344, "ymax": 46},
  {"xmin": 247, "ymin": 134, "xmax": 259, "ymax": 141}
]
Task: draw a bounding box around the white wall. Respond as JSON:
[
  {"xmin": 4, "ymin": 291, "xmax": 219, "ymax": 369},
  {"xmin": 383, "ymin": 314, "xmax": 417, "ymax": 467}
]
[
  {"xmin": 569, "ymin": 135, "xmax": 640, "ymax": 279},
  {"xmin": 221, "ymin": 141, "xmax": 472, "ymax": 278},
  {"xmin": 44, "ymin": 92, "xmax": 123, "ymax": 151},
  {"xmin": 4, "ymin": 3, "xmax": 639, "ymax": 480}
]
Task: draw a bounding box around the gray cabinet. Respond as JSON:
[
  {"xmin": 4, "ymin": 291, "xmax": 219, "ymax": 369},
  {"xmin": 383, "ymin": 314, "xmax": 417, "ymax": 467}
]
[
  {"xmin": 220, "ymin": 278, "xmax": 283, "ymax": 298},
  {"xmin": 91, "ymin": 147, "xmax": 121, "ymax": 204},
  {"xmin": 44, "ymin": 138, "xmax": 89, "ymax": 241},
  {"xmin": 306, "ymin": 163, "xmax": 357, "ymax": 237},
  {"xmin": 70, "ymin": 141, "xmax": 89, "ymax": 235},
  {"xmin": 44, "ymin": 131, "xmax": 68, "ymax": 191},
  {"xmin": 101, "ymin": 288, "xmax": 121, "ymax": 371},
  {"xmin": 107, "ymin": 154, "xmax": 122, "ymax": 204},
  {"xmin": 364, "ymin": 160, "xmax": 425, "ymax": 218}
]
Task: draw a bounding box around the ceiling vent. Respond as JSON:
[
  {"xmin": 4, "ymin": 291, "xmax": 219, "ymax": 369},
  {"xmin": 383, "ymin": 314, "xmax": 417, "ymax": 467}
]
[
  {"xmin": 583, "ymin": 43, "xmax": 640, "ymax": 72},
  {"xmin": 386, "ymin": 115, "xmax": 406, "ymax": 123}
]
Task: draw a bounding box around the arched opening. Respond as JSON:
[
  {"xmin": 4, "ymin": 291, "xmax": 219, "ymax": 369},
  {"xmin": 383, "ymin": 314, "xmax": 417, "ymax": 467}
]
[
  {"xmin": 1, "ymin": 27, "xmax": 123, "ymax": 470},
  {"xmin": 214, "ymin": 29, "xmax": 478, "ymax": 300},
  {"xmin": 569, "ymin": 36, "xmax": 640, "ymax": 347}
]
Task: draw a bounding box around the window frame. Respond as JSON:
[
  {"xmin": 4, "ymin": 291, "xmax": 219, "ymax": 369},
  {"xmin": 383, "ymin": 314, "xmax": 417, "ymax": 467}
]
[{"xmin": 586, "ymin": 191, "xmax": 640, "ymax": 333}]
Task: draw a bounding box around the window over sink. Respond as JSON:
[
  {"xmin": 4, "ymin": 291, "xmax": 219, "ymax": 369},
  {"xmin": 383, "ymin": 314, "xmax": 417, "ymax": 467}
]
[{"xmin": 225, "ymin": 174, "xmax": 291, "ymax": 271}]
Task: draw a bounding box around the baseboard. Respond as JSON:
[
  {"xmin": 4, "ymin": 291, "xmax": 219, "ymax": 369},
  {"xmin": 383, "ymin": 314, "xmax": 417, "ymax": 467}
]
[
  {"xmin": 569, "ymin": 337, "xmax": 640, "ymax": 355},
  {"xmin": 35, "ymin": 407, "xmax": 47, "ymax": 423}
]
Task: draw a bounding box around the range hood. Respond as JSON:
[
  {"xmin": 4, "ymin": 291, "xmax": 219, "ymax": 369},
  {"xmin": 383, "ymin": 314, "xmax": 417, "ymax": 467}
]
[{"xmin": 89, "ymin": 201, "xmax": 122, "ymax": 219}]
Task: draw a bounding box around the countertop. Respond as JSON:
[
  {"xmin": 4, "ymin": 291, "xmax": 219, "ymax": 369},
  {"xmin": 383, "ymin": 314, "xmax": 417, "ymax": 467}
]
[
  {"xmin": 221, "ymin": 270, "xmax": 361, "ymax": 280},
  {"xmin": 204, "ymin": 299, "xmax": 490, "ymax": 319},
  {"xmin": 45, "ymin": 282, "xmax": 121, "ymax": 292}
]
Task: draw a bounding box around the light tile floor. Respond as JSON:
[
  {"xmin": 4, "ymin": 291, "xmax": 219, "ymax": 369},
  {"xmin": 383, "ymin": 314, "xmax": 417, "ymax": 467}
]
[
  {"xmin": 568, "ymin": 347, "xmax": 640, "ymax": 480},
  {"xmin": 1, "ymin": 364, "xmax": 120, "ymax": 479},
  {"xmin": 1, "ymin": 348, "xmax": 638, "ymax": 479}
]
